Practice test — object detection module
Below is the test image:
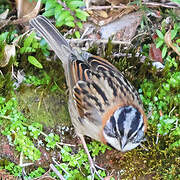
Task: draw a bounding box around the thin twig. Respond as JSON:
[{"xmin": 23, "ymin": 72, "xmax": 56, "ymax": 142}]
[
  {"xmin": 52, "ymin": 158, "xmax": 70, "ymax": 176},
  {"xmin": 81, "ymin": 26, "xmax": 90, "ymax": 39},
  {"xmin": 68, "ymin": 38, "xmax": 131, "ymax": 45},
  {"xmin": 142, "ymin": 2, "xmax": 180, "ymax": 9},
  {"xmin": 0, "ymin": 115, "xmax": 12, "ymax": 120},
  {"xmin": 57, "ymin": 142, "xmax": 76, "ymax": 147},
  {"xmin": 84, "ymin": 4, "xmax": 129, "ymax": 10},
  {"xmin": 131, "ymin": 32, "xmax": 149, "ymax": 42},
  {"xmin": 169, "ymin": 106, "xmax": 176, "ymax": 117},
  {"xmin": 83, "ymin": 1, "xmax": 179, "ymax": 11},
  {"xmin": 19, "ymin": 151, "xmax": 34, "ymax": 167},
  {"xmin": 140, "ymin": 143, "xmax": 149, "ymax": 151},
  {"xmin": 50, "ymin": 164, "xmax": 66, "ymax": 180},
  {"xmin": 156, "ymin": 132, "xmax": 159, "ymax": 144}
]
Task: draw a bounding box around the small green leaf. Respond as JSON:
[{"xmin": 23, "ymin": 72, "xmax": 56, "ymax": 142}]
[
  {"xmin": 65, "ymin": 21, "xmax": 75, "ymax": 27},
  {"xmin": 55, "ymin": 5, "xmax": 63, "ymax": 19},
  {"xmin": 68, "ymin": 1, "xmax": 85, "ymax": 9},
  {"xmin": 156, "ymin": 29, "xmax": 164, "ymax": 39},
  {"xmin": 171, "ymin": 29, "xmax": 177, "ymax": 40},
  {"xmin": 59, "ymin": 10, "xmax": 71, "ymax": 21},
  {"xmin": 76, "ymin": 21, "xmax": 83, "ymax": 29},
  {"xmin": 28, "ymin": 56, "xmax": 43, "ymax": 69},
  {"xmin": 43, "ymin": 9, "xmax": 54, "ymax": 17},
  {"xmin": 156, "ymin": 39, "xmax": 164, "ymax": 48},
  {"xmin": 45, "ymin": 0, "xmax": 56, "ymax": 11},
  {"xmin": 56, "ymin": 10, "xmax": 71, "ymax": 26},
  {"xmin": 176, "ymin": 39, "xmax": 180, "ymax": 43},
  {"xmin": 65, "ymin": 15, "xmax": 74, "ymax": 22},
  {"xmin": 75, "ymin": 31, "xmax": 80, "ymax": 38},
  {"xmin": 0, "ymin": 32, "xmax": 9, "ymax": 42},
  {"xmin": 75, "ymin": 9, "xmax": 89, "ymax": 21},
  {"xmin": 24, "ymin": 32, "xmax": 35, "ymax": 47},
  {"xmin": 162, "ymin": 45, "xmax": 167, "ymax": 58},
  {"xmin": 56, "ymin": 20, "xmax": 64, "ymax": 27},
  {"xmin": 169, "ymin": 0, "xmax": 180, "ymax": 4}
]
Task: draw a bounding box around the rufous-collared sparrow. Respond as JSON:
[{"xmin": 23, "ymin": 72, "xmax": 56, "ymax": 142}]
[{"xmin": 30, "ymin": 15, "xmax": 147, "ymax": 179}]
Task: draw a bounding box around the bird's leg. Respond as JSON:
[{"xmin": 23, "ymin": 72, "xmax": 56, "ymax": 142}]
[{"xmin": 78, "ymin": 134, "xmax": 104, "ymax": 180}]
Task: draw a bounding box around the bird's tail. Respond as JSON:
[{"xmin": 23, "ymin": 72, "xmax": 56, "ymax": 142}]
[{"xmin": 30, "ymin": 15, "xmax": 72, "ymax": 64}]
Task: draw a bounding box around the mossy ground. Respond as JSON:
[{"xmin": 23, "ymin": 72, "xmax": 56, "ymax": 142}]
[
  {"xmin": 0, "ymin": 17, "xmax": 179, "ymax": 178},
  {"xmin": 4, "ymin": 51, "xmax": 177, "ymax": 179},
  {"xmin": 16, "ymin": 85, "xmax": 70, "ymax": 127}
]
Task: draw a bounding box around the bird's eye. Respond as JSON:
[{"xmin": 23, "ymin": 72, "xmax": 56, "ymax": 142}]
[
  {"xmin": 113, "ymin": 126, "xmax": 119, "ymax": 138},
  {"xmin": 104, "ymin": 116, "xmax": 118, "ymax": 138}
]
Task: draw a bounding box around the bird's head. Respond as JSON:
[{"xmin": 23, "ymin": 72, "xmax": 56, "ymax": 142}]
[{"xmin": 103, "ymin": 106, "xmax": 146, "ymax": 152}]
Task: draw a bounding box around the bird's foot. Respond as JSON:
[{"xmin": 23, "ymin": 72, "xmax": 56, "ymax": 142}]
[{"xmin": 89, "ymin": 162, "xmax": 104, "ymax": 180}]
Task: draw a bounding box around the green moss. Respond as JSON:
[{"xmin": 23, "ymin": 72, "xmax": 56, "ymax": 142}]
[
  {"xmin": 17, "ymin": 86, "xmax": 70, "ymax": 127},
  {"xmin": 112, "ymin": 125, "xmax": 179, "ymax": 179}
]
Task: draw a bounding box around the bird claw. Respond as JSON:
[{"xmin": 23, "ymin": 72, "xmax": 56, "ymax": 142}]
[{"xmin": 78, "ymin": 134, "xmax": 105, "ymax": 179}]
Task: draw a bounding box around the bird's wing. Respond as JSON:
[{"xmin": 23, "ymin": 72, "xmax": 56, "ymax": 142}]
[{"xmin": 71, "ymin": 55, "xmax": 146, "ymax": 133}]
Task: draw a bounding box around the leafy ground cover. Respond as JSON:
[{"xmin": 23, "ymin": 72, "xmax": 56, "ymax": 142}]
[{"xmin": 0, "ymin": 0, "xmax": 179, "ymax": 179}]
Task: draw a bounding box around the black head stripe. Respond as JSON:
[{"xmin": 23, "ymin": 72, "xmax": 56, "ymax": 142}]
[
  {"xmin": 117, "ymin": 109, "xmax": 127, "ymax": 137},
  {"xmin": 127, "ymin": 109, "xmax": 141, "ymax": 138}
]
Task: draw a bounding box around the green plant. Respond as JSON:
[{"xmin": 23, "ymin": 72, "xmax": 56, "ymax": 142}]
[
  {"xmin": 1, "ymin": 162, "xmax": 45, "ymax": 179},
  {"xmin": 155, "ymin": 22, "xmax": 180, "ymax": 58},
  {"xmin": 25, "ymin": 167, "xmax": 45, "ymax": 179},
  {"xmin": 170, "ymin": 0, "xmax": 180, "ymax": 4},
  {"xmin": 45, "ymin": 132, "xmax": 60, "ymax": 149},
  {"xmin": 0, "ymin": 31, "xmax": 17, "ymax": 43},
  {"xmin": 0, "ymin": 94, "xmax": 111, "ymax": 179},
  {"xmin": 0, "ymin": 1, "xmax": 11, "ymax": 14},
  {"xmin": 87, "ymin": 141, "xmax": 111, "ymax": 157},
  {"xmin": 24, "ymin": 72, "xmax": 51, "ymax": 86},
  {"xmin": 20, "ymin": 32, "xmax": 45, "ymax": 68},
  {"xmin": 4, "ymin": 162, "xmax": 22, "ymax": 177},
  {"xmin": 0, "ymin": 97, "xmax": 41, "ymax": 161},
  {"xmin": 42, "ymin": 0, "xmax": 89, "ymax": 37},
  {"xmin": 49, "ymin": 142, "xmax": 109, "ymax": 179},
  {"xmin": 139, "ymin": 56, "xmax": 179, "ymax": 148}
]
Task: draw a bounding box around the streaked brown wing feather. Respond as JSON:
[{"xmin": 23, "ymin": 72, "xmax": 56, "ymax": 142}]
[
  {"xmin": 71, "ymin": 54, "xmax": 147, "ymax": 131},
  {"xmin": 72, "ymin": 56, "xmax": 138, "ymax": 114}
]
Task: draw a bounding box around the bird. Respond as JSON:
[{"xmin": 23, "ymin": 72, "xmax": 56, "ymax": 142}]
[{"xmin": 30, "ymin": 15, "xmax": 147, "ymax": 179}]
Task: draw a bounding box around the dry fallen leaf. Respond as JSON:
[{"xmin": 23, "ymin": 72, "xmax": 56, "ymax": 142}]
[
  {"xmin": 164, "ymin": 29, "xmax": 180, "ymax": 56},
  {"xmin": 13, "ymin": 0, "xmax": 41, "ymax": 24},
  {"xmin": 16, "ymin": 0, "xmax": 40, "ymax": 18},
  {"xmin": 149, "ymin": 43, "xmax": 163, "ymax": 63},
  {"xmin": 89, "ymin": 3, "xmax": 137, "ymax": 26},
  {"xmin": 0, "ymin": 45, "xmax": 16, "ymax": 67},
  {"xmin": 97, "ymin": 10, "xmax": 109, "ymax": 18},
  {"xmin": 0, "ymin": 9, "xmax": 9, "ymax": 20}
]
